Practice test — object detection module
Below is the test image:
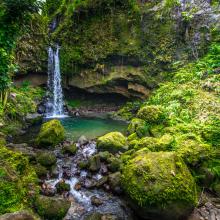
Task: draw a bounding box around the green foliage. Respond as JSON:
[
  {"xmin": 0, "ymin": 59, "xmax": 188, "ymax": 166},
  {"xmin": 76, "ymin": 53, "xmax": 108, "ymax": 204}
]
[
  {"xmin": 113, "ymin": 101, "xmax": 141, "ymax": 121},
  {"xmin": 0, "ymin": 0, "xmax": 40, "ymax": 92},
  {"xmin": 0, "ymin": 86, "xmax": 44, "ymax": 136},
  {"xmin": 119, "ymin": 42, "xmax": 220, "ymax": 191},
  {"xmin": 67, "ymin": 99, "xmax": 82, "ymax": 108},
  {"xmin": 3, "ymin": 87, "xmax": 39, "ymax": 120}
]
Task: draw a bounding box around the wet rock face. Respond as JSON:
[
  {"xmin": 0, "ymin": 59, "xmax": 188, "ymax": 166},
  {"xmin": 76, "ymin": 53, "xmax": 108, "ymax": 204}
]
[{"xmin": 91, "ymin": 196, "xmax": 103, "ymax": 207}]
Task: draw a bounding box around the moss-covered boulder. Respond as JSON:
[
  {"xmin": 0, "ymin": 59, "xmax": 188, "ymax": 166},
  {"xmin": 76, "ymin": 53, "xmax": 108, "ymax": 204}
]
[
  {"xmin": 127, "ymin": 118, "xmax": 149, "ymax": 138},
  {"xmin": 62, "ymin": 143, "xmax": 77, "ymax": 155},
  {"xmin": 134, "ymin": 134, "xmax": 174, "ymax": 151},
  {"xmin": 121, "ymin": 151, "xmax": 198, "ymax": 220},
  {"xmin": 98, "ymin": 151, "xmax": 111, "ymax": 162},
  {"xmin": 0, "ymin": 145, "xmax": 38, "ymax": 214},
  {"xmin": 137, "ymin": 105, "xmax": 164, "ymax": 124},
  {"xmin": 36, "ymin": 119, "xmax": 65, "ymax": 147},
  {"xmin": 175, "ymin": 135, "xmax": 212, "ymax": 166},
  {"xmin": 34, "ymin": 164, "xmax": 48, "ymax": 178},
  {"xmin": 88, "ymin": 155, "xmax": 101, "ymax": 172},
  {"xmin": 55, "ymin": 181, "xmax": 71, "ymax": 194},
  {"xmin": 107, "ymin": 156, "xmax": 122, "ymax": 172},
  {"xmin": 97, "ymin": 132, "xmax": 127, "ymax": 154},
  {"xmin": 35, "ymin": 196, "xmax": 71, "ymax": 220},
  {"xmin": 36, "ymin": 152, "xmax": 57, "ymax": 167}
]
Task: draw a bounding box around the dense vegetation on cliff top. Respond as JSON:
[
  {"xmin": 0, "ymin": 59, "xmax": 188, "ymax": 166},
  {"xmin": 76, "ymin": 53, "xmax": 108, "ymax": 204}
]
[{"xmin": 0, "ymin": 0, "xmax": 219, "ymax": 219}]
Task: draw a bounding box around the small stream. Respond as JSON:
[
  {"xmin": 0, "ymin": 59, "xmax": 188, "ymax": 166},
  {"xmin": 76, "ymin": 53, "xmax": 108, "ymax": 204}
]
[
  {"xmin": 46, "ymin": 141, "xmax": 134, "ymax": 220},
  {"xmin": 13, "ymin": 117, "xmax": 134, "ymax": 219}
]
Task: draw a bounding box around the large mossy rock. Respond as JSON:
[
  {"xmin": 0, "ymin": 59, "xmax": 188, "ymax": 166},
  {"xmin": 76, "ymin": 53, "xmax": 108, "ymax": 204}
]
[
  {"xmin": 36, "ymin": 152, "xmax": 57, "ymax": 167},
  {"xmin": 134, "ymin": 134, "xmax": 174, "ymax": 151},
  {"xmin": 0, "ymin": 145, "xmax": 38, "ymax": 214},
  {"xmin": 97, "ymin": 132, "xmax": 127, "ymax": 154},
  {"xmin": 36, "ymin": 119, "xmax": 65, "ymax": 147},
  {"xmin": 35, "ymin": 196, "xmax": 71, "ymax": 220},
  {"xmin": 127, "ymin": 118, "xmax": 149, "ymax": 138},
  {"xmin": 137, "ymin": 105, "xmax": 164, "ymax": 124},
  {"xmin": 121, "ymin": 151, "xmax": 198, "ymax": 220},
  {"xmin": 175, "ymin": 135, "xmax": 212, "ymax": 167}
]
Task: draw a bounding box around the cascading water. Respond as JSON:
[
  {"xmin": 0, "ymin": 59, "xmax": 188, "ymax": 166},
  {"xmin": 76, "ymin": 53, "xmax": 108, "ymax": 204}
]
[{"xmin": 46, "ymin": 45, "xmax": 65, "ymax": 118}]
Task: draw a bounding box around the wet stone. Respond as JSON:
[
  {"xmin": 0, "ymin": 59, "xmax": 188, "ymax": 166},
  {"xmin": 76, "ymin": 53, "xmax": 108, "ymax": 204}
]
[
  {"xmin": 91, "ymin": 196, "xmax": 103, "ymax": 207},
  {"xmin": 95, "ymin": 176, "xmax": 108, "ymax": 188},
  {"xmin": 78, "ymin": 135, "xmax": 88, "ymax": 146},
  {"xmin": 55, "ymin": 180, "xmax": 71, "ymax": 194},
  {"xmin": 63, "ymin": 169, "xmax": 72, "ymax": 179},
  {"xmin": 74, "ymin": 182, "xmax": 82, "ymax": 191},
  {"xmin": 84, "ymin": 179, "xmax": 97, "ymax": 189},
  {"xmin": 89, "ymin": 155, "xmax": 101, "ymax": 172},
  {"xmin": 100, "ymin": 164, "xmax": 108, "ymax": 175}
]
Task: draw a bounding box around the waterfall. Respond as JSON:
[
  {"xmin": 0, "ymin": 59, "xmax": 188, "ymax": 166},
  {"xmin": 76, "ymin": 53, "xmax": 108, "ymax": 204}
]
[{"xmin": 46, "ymin": 45, "xmax": 65, "ymax": 118}]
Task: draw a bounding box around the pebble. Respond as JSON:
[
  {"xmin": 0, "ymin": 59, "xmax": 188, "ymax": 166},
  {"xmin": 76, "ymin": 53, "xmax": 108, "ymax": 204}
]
[{"xmin": 188, "ymin": 197, "xmax": 220, "ymax": 220}]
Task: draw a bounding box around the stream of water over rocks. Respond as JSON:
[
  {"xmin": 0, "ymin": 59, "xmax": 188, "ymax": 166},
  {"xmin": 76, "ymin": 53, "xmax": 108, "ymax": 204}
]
[{"xmin": 40, "ymin": 140, "xmax": 134, "ymax": 220}]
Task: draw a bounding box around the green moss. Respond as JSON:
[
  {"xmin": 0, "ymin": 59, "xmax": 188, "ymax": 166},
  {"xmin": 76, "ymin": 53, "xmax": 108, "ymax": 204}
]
[
  {"xmin": 213, "ymin": 182, "xmax": 220, "ymax": 196},
  {"xmin": 0, "ymin": 86, "xmax": 45, "ymax": 136},
  {"xmin": 175, "ymin": 134, "xmax": 212, "ymax": 167},
  {"xmin": 88, "ymin": 155, "xmax": 101, "ymax": 172},
  {"xmin": 198, "ymin": 151, "xmax": 220, "ymax": 186},
  {"xmin": 35, "ymin": 195, "xmax": 71, "ymax": 220},
  {"xmin": 62, "ymin": 143, "xmax": 77, "ymax": 155},
  {"xmin": 36, "ymin": 119, "xmax": 65, "ymax": 148},
  {"xmin": 55, "ymin": 181, "xmax": 71, "ymax": 194},
  {"xmin": 113, "ymin": 101, "xmax": 141, "ymax": 121},
  {"xmin": 0, "ymin": 145, "xmax": 38, "ymax": 214},
  {"xmin": 36, "ymin": 152, "xmax": 57, "ymax": 167},
  {"xmin": 127, "ymin": 132, "xmax": 139, "ymax": 142},
  {"xmin": 97, "ymin": 132, "xmax": 128, "ymax": 153},
  {"xmin": 107, "ymin": 156, "xmax": 122, "ymax": 172},
  {"xmin": 121, "ymin": 151, "xmax": 198, "ymax": 219},
  {"xmin": 149, "ymin": 124, "xmax": 165, "ymax": 137},
  {"xmin": 34, "ymin": 164, "xmax": 48, "ymax": 179},
  {"xmin": 127, "ymin": 118, "xmax": 149, "ymax": 138},
  {"xmin": 98, "ymin": 151, "xmax": 111, "ymax": 162},
  {"xmin": 78, "ymin": 160, "xmax": 88, "ymax": 169},
  {"xmin": 137, "ymin": 105, "xmax": 165, "ymax": 124},
  {"xmin": 135, "ymin": 134, "xmax": 174, "ymax": 152}
]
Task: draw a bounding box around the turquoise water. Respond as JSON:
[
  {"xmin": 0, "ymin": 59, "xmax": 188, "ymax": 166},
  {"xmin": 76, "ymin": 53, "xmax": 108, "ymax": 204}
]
[
  {"xmin": 13, "ymin": 117, "xmax": 127, "ymax": 144},
  {"xmin": 60, "ymin": 117, "xmax": 127, "ymax": 141}
]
